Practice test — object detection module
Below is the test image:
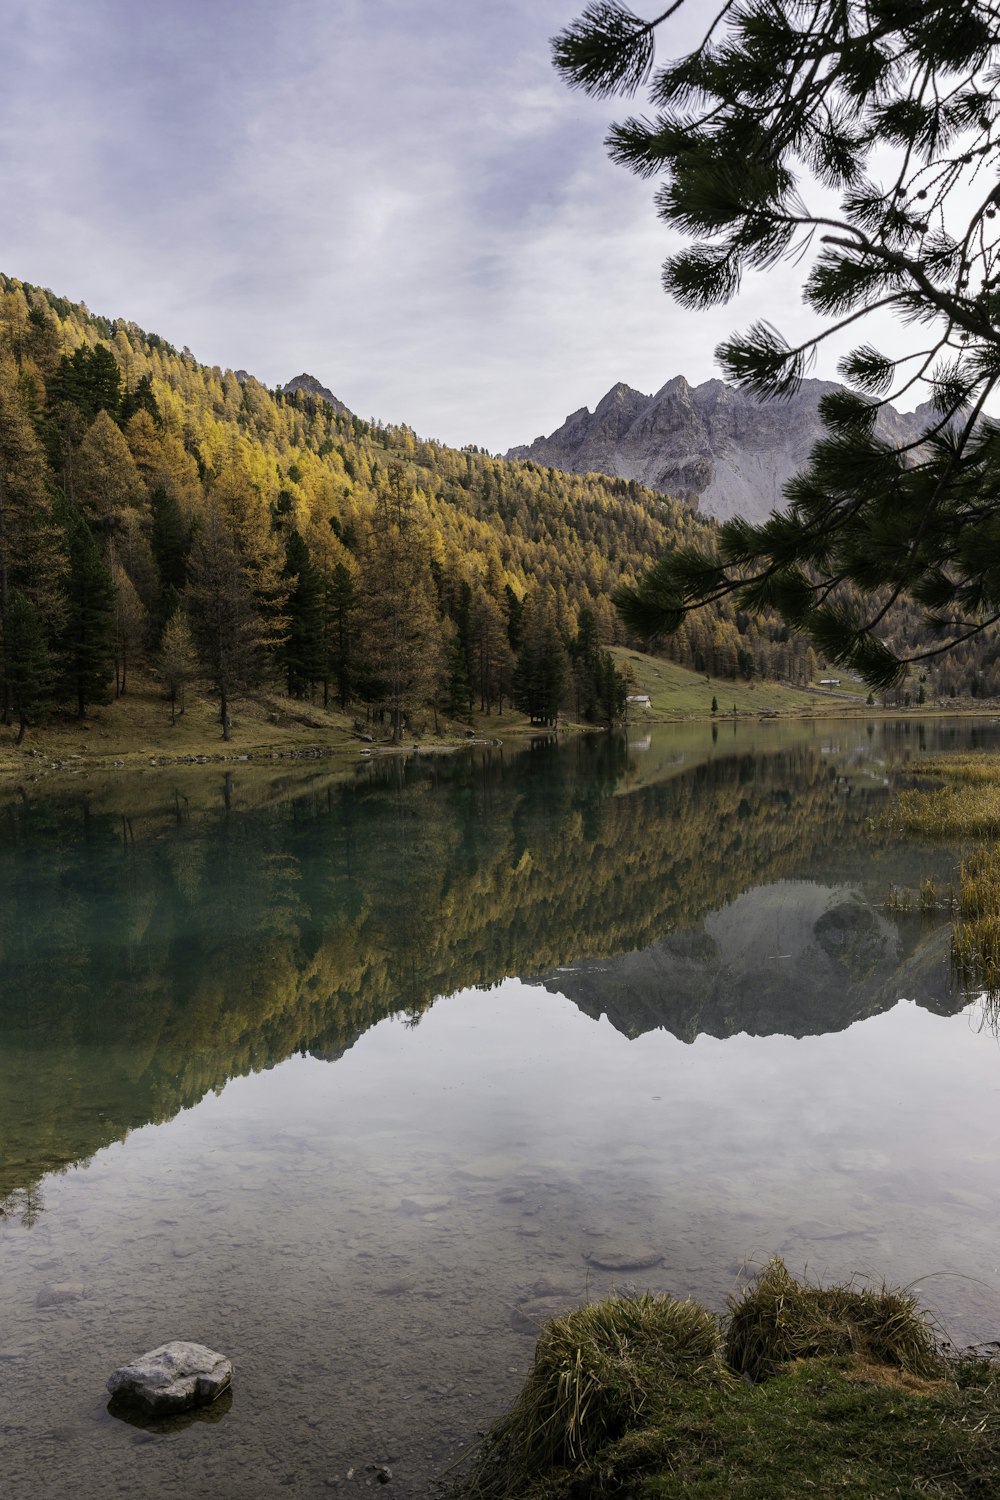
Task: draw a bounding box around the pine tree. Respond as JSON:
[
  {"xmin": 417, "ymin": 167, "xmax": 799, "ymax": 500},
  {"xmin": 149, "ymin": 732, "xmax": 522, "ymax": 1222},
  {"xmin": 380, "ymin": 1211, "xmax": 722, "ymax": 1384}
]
[
  {"xmin": 49, "ymin": 344, "xmax": 122, "ymax": 425},
  {"xmin": 557, "ymin": 2, "xmax": 1000, "ymax": 687},
  {"xmin": 325, "ymin": 561, "xmax": 358, "ymax": 710},
  {"xmin": 282, "ymin": 530, "xmax": 325, "ymax": 698},
  {"xmin": 593, "ymin": 648, "xmax": 627, "ymax": 728},
  {"xmin": 119, "ymin": 373, "xmax": 159, "ymax": 425},
  {"xmin": 513, "ymin": 592, "xmax": 568, "ymax": 726},
  {"xmin": 75, "ymin": 409, "xmax": 145, "ymax": 540},
  {"xmin": 110, "ymin": 561, "xmax": 147, "ymax": 696},
  {"xmin": 185, "ymin": 503, "xmax": 272, "ymax": 740},
  {"xmin": 357, "ymin": 470, "xmax": 443, "ymax": 742},
  {"xmin": 150, "ymin": 484, "xmax": 191, "ymax": 607},
  {"xmin": 452, "ymin": 579, "xmax": 475, "ymax": 715},
  {"xmin": 571, "ymin": 605, "xmax": 628, "ymax": 725},
  {"xmin": 0, "ymin": 358, "xmax": 65, "ymax": 725},
  {"xmin": 59, "ymin": 505, "xmax": 116, "ymax": 717},
  {"xmin": 3, "ymin": 590, "xmax": 53, "ymax": 743},
  {"xmin": 445, "ymin": 626, "xmax": 473, "ymax": 720},
  {"xmin": 472, "ymin": 586, "xmax": 512, "ymax": 714},
  {"xmin": 505, "ymin": 583, "xmax": 524, "ymax": 652}
]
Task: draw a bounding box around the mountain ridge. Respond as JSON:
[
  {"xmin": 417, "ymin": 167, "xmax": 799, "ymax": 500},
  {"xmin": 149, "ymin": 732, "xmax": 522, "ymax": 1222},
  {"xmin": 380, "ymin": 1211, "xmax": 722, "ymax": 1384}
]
[{"xmin": 508, "ymin": 376, "xmax": 933, "ymax": 525}]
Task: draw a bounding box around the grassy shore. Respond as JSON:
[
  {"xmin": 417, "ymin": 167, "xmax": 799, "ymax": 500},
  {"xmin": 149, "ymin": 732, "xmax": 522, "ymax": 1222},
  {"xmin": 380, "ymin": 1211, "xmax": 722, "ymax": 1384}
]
[
  {"xmin": 456, "ymin": 1260, "xmax": 1000, "ymax": 1500},
  {"xmin": 0, "ymin": 670, "xmax": 533, "ymax": 784},
  {"xmin": 3, "ymin": 655, "xmax": 997, "ymax": 787}
]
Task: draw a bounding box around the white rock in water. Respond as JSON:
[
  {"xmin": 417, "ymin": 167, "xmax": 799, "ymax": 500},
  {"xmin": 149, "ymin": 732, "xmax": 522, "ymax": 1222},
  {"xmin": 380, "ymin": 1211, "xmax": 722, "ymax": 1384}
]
[{"xmin": 106, "ymin": 1341, "xmax": 233, "ymax": 1414}]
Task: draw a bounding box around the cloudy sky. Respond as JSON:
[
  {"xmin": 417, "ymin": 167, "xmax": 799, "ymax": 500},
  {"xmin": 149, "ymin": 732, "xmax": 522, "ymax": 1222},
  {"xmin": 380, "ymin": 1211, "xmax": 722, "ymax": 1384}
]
[{"xmin": 1, "ymin": 0, "xmax": 896, "ymax": 451}]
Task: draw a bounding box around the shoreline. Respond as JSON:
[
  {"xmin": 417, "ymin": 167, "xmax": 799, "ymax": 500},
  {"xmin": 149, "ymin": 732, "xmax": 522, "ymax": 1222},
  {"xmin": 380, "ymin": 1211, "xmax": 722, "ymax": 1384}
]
[{"xmin": 3, "ymin": 700, "xmax": 999, "ymax": 789}]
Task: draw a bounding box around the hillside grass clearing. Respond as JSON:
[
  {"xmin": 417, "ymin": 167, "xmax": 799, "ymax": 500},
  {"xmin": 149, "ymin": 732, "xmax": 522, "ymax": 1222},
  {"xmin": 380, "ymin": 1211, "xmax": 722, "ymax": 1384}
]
[{"xmin": 613, "ymin": 649, "xmax": 870, "ymax": 720}]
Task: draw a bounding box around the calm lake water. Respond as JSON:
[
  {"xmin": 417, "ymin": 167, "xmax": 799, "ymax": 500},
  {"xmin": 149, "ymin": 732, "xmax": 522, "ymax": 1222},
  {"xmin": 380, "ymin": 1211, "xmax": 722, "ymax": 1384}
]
[{"xmin": 3, "ymin": 718, "xmax": 1000, "ymax": 1497}]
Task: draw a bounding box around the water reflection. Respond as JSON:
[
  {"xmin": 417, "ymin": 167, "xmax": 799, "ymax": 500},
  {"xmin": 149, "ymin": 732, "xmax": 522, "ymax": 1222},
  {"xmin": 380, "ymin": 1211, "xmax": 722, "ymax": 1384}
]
[{"xmin": 0, "ymin": 720, "xmax": 980, "ymax": 1225}]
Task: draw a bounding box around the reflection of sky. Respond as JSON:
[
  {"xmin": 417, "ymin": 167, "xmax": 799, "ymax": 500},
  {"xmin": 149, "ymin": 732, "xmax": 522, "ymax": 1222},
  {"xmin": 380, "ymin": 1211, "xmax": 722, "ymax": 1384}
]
[
  {"xmin": 0, "ymin": 1, "xmax": 976, "ymax": 451},
  {"xmin": 26, "ymin": 979, "xmax": 1000, "ymax": 1311},
  {"xmin": 6, "ymin": 982, "xmax": 1000, "ymax": 1492}
]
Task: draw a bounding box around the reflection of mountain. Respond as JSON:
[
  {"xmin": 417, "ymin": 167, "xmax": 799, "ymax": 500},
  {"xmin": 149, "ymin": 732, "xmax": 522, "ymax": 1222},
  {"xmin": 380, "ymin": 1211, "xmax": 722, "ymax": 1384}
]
[
  {"xmin": 0, "ymin": 730, "xmax": 960, "ymax": 1220},
  {"xmin": 529, "ymin": 881, "xmax": 954, "ymax": 1043}
]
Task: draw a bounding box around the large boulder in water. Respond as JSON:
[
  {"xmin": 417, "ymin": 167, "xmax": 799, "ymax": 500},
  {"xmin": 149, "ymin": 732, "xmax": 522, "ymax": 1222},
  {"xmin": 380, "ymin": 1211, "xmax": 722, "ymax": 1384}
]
[{"xmin": 106, "ymin": 1340, "xmax": 233, "ymax": 1414}]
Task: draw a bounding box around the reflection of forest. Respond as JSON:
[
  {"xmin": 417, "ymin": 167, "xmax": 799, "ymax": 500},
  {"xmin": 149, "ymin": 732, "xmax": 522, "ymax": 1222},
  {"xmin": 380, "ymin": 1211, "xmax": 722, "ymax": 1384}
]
[{"xmin": 0, "ymin": 734, "xmax": 957, "ymax": 1220}]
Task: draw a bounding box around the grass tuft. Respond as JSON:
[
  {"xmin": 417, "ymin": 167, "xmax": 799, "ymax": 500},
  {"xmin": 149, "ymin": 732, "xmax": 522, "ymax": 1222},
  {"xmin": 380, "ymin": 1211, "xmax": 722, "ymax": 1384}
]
[
  {"xmin": 460, "ymin": 1293, "xmax": 724, "ymax": 1498},
  {"xmin": 724, "ymin": 1257, "xmax": 943, "ymax": 1383},
  {"xmin": 454, "ymin": 1262, "xmax": 992, "ymax": 1499}
]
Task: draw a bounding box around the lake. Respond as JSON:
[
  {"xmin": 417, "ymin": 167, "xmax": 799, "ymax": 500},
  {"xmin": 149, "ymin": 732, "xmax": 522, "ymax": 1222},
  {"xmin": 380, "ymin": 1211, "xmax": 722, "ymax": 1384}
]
[{"xmin": 3, "ymin": 718, "xmax": 1000, "ymax": 1498}]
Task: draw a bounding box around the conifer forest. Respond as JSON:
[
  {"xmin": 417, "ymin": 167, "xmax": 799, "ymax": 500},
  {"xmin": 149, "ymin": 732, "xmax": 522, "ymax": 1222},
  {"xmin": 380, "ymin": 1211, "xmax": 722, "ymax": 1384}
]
[{"xmin": 0, "ymin": 273, "xmax": 905, "ymax": 749}]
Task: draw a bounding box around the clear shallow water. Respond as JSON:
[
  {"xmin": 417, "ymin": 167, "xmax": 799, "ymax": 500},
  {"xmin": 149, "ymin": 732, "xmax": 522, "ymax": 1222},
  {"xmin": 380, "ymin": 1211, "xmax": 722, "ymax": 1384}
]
[{"xmin": 2, "ymin": 718, "xmax": 1000, "ymax": 1497}]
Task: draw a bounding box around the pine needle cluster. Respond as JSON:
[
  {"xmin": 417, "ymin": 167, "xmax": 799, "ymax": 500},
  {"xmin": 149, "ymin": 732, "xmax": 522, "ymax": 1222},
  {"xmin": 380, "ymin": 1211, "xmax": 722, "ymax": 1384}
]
[{"xmin": 554, "ymin": 2, "xmax": 1000, "ymax": 686}]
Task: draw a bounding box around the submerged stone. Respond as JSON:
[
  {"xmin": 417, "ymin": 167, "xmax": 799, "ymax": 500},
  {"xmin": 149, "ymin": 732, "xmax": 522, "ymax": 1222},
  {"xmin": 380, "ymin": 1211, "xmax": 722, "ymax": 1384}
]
[
  {"xmin": 511, "ymin": 1295, "xmax": 583, "ymax": 1335},
  {"xmin": 583, "ymin": 1247, "xmax": 664, "ymax": 1272},
  {"xmin": 106, "ymin": 1341, "xmax": 233, "ymax": 1415}
]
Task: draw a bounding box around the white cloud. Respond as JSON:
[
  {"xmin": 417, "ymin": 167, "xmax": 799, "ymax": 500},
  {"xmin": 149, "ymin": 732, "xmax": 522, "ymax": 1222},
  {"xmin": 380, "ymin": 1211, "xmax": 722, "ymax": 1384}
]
[{"xmin": 0, "ymin": 0, "xmax": 945, "ymax": 452}]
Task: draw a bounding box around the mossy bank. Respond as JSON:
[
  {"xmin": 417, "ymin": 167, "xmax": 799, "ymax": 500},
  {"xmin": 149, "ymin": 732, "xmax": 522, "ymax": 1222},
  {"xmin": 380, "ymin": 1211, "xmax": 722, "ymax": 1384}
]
[{"xmin": 455, "ymin": 1260, "xmax": 1000, "ymax": 1500}]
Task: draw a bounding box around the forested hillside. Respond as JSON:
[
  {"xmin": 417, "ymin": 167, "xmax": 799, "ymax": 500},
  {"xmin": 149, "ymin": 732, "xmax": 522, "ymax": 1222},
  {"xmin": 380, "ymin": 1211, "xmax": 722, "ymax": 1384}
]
[{"xmin": 0, "ymin": 275, "xmax": 971, "ymax": 746}]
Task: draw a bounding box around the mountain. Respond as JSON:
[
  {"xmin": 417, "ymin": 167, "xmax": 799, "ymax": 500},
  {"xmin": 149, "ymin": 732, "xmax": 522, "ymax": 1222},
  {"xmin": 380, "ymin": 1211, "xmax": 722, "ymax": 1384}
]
[
  {"xmin": 508, "ymin": 376, "xmax": 932, "ymax": 526},
  {"xmin": 281, "ymin": 371, "xmax": 351, "ymax": 415}
]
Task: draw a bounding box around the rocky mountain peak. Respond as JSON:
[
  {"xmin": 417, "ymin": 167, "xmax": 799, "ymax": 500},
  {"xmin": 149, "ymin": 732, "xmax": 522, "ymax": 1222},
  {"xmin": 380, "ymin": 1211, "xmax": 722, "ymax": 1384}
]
[
  {"xmin": 281, "ymin": 373, "xmax": 350, "ymax": 415},
  {"xmin": 507, "ymin": 376, "xmax": 928, "ymax": 525}
]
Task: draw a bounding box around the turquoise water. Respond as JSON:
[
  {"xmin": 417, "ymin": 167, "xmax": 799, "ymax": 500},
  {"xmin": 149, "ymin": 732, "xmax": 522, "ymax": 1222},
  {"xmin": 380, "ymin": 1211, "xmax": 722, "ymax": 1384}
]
[{"xmin": 2, "ymin": 719, "xmax": 999, "ymax": 1497}]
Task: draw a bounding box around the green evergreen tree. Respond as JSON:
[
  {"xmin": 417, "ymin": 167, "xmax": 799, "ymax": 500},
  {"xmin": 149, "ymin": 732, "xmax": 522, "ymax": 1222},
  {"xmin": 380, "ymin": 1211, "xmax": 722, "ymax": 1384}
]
[
  {"xmin": 326, "ymin": 561, "xmax": 358, "ymax": 710},
  {"xmin": 282, "ymin": 530, "xmax": 326, "ymax": 697},
  {"xmin": 448, "ymin": 579, "xmax": 475, "ymax": 718},
  {"xmin": 593, "ymin": 649, "xmax": 628, "ymax": 728},
  {"xmin": 119, "ymin": 373, "xmax": 159, "ymax": 425},
  {"xmin": 58, "ymin": 505, "xmax": 115, "ymax": 717},
  {"xmin": 150, "ymin": 485, "xmax": 191, "ymax": 606},
  {"xmin": 50, "ymin": 344, "xmax": 122, "ymax": 425},
  {"xmin": 445, "ymin": 627, "xmax": 473, "ymax": 720},
  {"xmin": 185, "ymin": 503, "xmax": 270, "ymax": 740},
  {"xmin": 0, "ymin": 358, "xmax": 65, "ymax": 725},
  {"xmin": 513, "ymin": 593, "xmax": 568, "ymax": 726},
  {"xmin": 3, "ymin": 590, "xmax": 53, "ymax": 743},
  {"xmin": 505, "ymin": 583, "xmax": 524, "ymax": 651}
]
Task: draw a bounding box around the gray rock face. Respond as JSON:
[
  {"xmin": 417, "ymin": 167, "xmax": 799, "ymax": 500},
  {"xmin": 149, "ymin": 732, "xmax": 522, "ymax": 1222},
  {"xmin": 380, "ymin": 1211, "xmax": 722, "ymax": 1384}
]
[
  {"xmin": 508, "ymin": 376, "xmax": 932, "ymax": 525},
  {"xmin": 107, "ymin": 1341, "xmax": 233, "ymax": 1415},
  {"xmin": 282, "ymin": 372, "xmax": 351, "ymax": 415}
]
